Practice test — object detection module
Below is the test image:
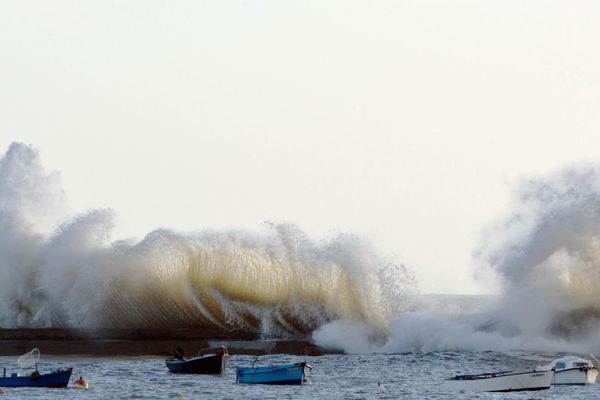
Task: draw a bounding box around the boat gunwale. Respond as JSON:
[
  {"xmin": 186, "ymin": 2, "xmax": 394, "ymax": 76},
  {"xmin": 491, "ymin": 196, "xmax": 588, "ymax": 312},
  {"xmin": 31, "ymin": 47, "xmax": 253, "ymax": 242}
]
[
  {"xmin": 554, "ymin": 366, "xmax": 596, "ymax": 372},
  {"xmin": 236, "ymin": 362, "xmax": 309, "ymax": 375},
  {"xmin": 448, "ymin": 370, "xmax": 551, "ymax": 381},
  {"xmin": 166, "ymin": 346, "xmax": 229, "ymax": 363},
  {"xmin": 235, "ymin": 362, "xmax": 309, "ymax": 385}
]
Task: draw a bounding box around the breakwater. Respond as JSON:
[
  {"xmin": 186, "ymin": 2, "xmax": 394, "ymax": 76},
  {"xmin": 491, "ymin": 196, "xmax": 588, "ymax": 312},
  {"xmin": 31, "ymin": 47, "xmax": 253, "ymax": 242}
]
[{"xmin": 0, "ymin": 329, "xmax": 329, "ymax": 356}]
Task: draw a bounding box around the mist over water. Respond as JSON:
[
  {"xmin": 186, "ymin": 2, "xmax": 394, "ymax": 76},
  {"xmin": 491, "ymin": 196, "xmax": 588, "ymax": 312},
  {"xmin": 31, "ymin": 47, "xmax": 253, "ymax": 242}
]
[{"xmin": 0, "ymin": 143, "xmax": 415, "ymax": 337}]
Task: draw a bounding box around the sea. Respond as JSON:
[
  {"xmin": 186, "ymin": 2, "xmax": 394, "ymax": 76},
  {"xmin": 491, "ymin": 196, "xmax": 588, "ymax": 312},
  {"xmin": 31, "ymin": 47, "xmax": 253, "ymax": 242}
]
[{"xmin": 2, "ymin": 351, "xmax": 600, "ymax": 399}]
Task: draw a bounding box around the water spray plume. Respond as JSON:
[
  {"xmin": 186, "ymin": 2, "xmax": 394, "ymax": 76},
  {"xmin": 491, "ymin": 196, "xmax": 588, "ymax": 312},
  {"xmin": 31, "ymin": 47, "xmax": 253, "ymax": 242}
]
[
  {"xmin": 378, "ymin": 166, "xmax": 600, "ymax": 354},
  {"xmin": 0, "ymin": 142, "xmax": 416, "ymax": 338}
]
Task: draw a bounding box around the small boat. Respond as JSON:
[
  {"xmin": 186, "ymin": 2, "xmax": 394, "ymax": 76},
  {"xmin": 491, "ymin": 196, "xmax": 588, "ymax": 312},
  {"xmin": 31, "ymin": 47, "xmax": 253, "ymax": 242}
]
[
  {"xmin": 236, "ymin": 361, "xmax": 311, "ymax": 385},
  {"xmin": 165, "ymin": 346, "xmax": 229, "ymax": 375},
  {"xmin": 443, "ymin": 369, "xmax": 554, "ymax": 392},
  {"xmin": 0, "ymin": 368, "xmax": 73, "ymax": 388},
  {"xmin": 535, "ymin": 355, "xmax": 599, "ymax": 385},
  {"xmin": 0, "ymin": 349, "xmax": 72, "ymax": 388}
]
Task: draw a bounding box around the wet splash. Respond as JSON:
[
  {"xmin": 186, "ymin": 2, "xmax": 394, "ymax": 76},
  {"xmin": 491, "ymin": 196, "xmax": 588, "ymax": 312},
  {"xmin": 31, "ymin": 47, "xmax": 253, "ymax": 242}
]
[
  {"xmin": 475, "ymin": 166, "xmax": 600, "ymax": 348},
  {"xmin": 0, "ymin": 143, "xmax": 416, "ymax": 337},
  {"xmin": 316, "ymin": 166, "xmax": 600, "ymax": 353}
]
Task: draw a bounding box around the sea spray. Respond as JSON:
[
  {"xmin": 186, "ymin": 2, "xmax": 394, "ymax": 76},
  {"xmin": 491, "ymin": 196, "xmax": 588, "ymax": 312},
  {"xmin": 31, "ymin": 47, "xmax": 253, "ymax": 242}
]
[
  {"xmin": 0, "ymin": 143, "xmax": 68, "ymax": 326},
  {"xmin": 352, "ymin": 166, "xmax": 600, "ymax": 354},
  {"xmin": 312, "ymin": 319, "xmax": 384, "ymax": 353},
  {"xmin": 0, "ymin": 142, "xmax": 416, "ymax": 337},
  {"xmin": 475, "ymin": 166, "xmax": 600, "ymax": 348}
]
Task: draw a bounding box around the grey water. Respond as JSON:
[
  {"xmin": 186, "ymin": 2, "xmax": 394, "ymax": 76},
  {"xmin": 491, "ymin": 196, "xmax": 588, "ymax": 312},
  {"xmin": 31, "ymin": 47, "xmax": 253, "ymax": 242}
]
[{"xmin": 2, "ymin": 352, "xmax": 600, "ymax": 399}]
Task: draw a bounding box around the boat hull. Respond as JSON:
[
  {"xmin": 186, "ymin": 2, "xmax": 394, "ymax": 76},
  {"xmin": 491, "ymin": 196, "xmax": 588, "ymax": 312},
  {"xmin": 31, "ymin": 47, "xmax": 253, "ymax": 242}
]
[
  {"xmin": 166, "ymin": 354, "xmax": 228, "ymax": 375},
  {"xmin": 236, "ymin": 362, "xmax": 309, "ymax": 385},
  {"xmin": 444, "ymin": 370, "xmax": 553, "ymax": 392},
  {"xmin": 553, "ymin": 368, "xmax": 599, "ymax": 385},
  {"xmin": 0, "ymin": 368, "xmax": 72, "ymax": 388}
]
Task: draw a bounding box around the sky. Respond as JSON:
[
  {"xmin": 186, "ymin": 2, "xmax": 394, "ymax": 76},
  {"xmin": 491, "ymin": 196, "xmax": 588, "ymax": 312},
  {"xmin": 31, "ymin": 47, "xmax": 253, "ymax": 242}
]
[{"xmin": 1, "ymin": 1, "xmax": 599, "ymax": 294}]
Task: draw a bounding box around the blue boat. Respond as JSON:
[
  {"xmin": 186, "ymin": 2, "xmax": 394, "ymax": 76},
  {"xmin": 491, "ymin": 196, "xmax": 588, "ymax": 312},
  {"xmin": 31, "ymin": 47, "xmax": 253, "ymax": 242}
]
[
  {"xmin": 236, "ymin": 362, "xmax": 311, "ymax": 385},
  {"xmin": 0, "ymin": 348, "xmax": 73, "ymax": 388},
  {"xmin": 0, "ymin": 368, "xmax": 73, "ymax": 388}
]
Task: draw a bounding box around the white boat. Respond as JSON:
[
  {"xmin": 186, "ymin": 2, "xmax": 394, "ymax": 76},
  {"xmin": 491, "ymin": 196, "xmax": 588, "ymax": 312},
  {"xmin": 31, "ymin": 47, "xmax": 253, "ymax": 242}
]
[
  {"xmin": 535, "ymin": 355, "xmax": 599, "ymax": 385},
  {"xmin": 443, "ymin": 370, "xmax": 554, "ymax": 392}
]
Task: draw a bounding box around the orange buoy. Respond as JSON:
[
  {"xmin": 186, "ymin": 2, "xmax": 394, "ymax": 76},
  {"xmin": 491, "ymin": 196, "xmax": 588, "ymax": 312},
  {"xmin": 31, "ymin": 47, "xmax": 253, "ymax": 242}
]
[{"xmin": 73, "ymin": 376, "xmax": 89, "ymax": 389}]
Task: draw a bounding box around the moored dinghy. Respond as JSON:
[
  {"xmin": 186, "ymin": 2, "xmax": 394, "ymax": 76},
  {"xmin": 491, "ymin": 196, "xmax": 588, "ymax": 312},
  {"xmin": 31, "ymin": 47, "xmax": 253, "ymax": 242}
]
[
  {"xmin": 443, "ymin": 369, "xmax": 554, "ymax": 392},
  {"xmin": 236, "ymin": 361, "xmax": 311, "ymax": 385},
  {"xmin": 535, "ymin": 355, "xmax": 599, "ymax": 385},
  {"xmin": 0, "ymin": 348, "xmax": 73, "ymax": 388},
  {"xmin": 166, "ymin": 346, "xmax": 229, "ymax": 375}
]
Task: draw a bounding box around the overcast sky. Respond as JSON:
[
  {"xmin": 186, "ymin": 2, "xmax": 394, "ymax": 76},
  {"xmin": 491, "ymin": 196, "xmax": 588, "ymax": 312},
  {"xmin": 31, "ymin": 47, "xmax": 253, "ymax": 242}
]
[{"xmin": 1, "ymin": 1, "xmax": 599, "ymax": 293}]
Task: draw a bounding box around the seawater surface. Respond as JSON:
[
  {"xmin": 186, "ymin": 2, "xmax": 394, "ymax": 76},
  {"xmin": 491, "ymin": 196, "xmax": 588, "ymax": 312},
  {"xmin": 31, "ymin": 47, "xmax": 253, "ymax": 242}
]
[{"xmin": 1, "ymin": 352, "xmax": 600, "ymax": 399}]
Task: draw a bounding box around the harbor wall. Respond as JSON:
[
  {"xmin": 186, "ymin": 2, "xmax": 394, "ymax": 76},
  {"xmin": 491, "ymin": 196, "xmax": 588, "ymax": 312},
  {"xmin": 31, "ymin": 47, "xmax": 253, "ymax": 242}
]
[{"xmin": 0, "ymin": 329, "xmax": 329, "ymax": 356}]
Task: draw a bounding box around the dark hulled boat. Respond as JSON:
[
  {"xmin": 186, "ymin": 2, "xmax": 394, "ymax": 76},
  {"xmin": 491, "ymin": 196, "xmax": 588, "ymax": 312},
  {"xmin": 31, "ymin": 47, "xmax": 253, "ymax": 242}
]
[
  {"xmin": 0, "ymin": 348, "xmax": 73, "ymax": 388},
  {"xmin": 165, "ymin": 346, "xmax": 229, "ymax": 375},
  {"xmin": 0, "ymin": 368, "xmax": 73, "ymax": 388}
]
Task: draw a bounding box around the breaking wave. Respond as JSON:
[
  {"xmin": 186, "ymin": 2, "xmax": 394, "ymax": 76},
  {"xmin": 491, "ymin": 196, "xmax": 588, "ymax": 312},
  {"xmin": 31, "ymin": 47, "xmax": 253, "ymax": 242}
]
[
  {"xmin": 315, "ymin": 166, "xmax": 600, "ymax": 354},
  {"xmin": 472, "ymin": 166, "xmax": 600, "ymax": 352},
  {"xmin": 9, "ymin": 141, "xmax": 600, "ymax": 353},
  {"xmin": 0, "ymin": 143, "xmax": 416, "ymax": 337}
]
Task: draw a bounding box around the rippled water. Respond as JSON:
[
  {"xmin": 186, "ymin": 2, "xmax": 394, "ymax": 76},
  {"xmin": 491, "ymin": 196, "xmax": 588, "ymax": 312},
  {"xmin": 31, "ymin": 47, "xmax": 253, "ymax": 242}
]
[{"xmin": 2, "ymin": 352, "xmax": 600, "ymax": 399}]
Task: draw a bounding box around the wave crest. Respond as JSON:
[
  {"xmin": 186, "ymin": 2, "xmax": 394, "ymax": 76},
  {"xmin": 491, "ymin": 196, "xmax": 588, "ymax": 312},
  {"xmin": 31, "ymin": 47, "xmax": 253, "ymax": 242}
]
[{"xmin": 0, "ymin": 143, "xmax": 416, "ymax": 337}]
